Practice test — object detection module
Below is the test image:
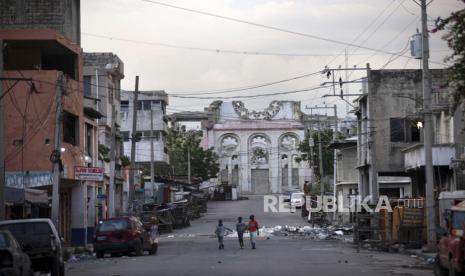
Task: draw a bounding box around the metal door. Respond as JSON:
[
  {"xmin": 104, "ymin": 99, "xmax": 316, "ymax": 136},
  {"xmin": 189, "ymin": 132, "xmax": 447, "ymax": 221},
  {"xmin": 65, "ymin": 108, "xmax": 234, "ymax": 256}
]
[{"xmin": 251, "ymin": 169, "xmax": 269, "ymax": 194}]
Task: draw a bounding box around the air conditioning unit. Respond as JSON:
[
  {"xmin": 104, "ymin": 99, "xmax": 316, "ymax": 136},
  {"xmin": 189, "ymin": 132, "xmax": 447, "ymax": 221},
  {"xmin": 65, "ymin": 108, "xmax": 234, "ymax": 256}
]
[{"xmin": 410, "ymin": 32, "xmax": 422, "ymax": 59}]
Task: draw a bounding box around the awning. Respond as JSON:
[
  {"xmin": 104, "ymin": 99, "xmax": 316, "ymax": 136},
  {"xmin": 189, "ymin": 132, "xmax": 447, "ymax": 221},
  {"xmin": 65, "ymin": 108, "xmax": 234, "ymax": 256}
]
[
  {"xmin": 24, "ymin": 188, "xmax": 48, "ymax": 205},
  {"xmin": 5, "ymin": 187, "xmax": 48, "ymax": 205}
]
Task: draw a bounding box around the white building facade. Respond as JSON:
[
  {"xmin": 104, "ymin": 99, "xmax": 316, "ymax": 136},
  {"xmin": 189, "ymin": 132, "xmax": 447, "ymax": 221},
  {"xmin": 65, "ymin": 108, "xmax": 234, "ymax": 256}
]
[{"xmin": 204, "ymin": 101, "xmax": 310, "ymax": 195}]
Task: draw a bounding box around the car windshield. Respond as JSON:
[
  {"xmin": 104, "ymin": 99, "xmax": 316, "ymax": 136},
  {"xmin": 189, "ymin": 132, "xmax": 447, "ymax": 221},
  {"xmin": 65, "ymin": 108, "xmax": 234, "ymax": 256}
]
[
  {"xmin": 0, "ymin": 222, "xmax": 52, "ymax": 250},
  {"xmin": 98, "ymin": 219, "xmax": 128, "ymax": 232},
  {"xmin": 0, "ymin": 233, "xmax": 10, "ymax": 249},
  {"xmin": 291, "ymin": 193, "xmax": 304, "ymax": 199},
  {"xmin": 452, "ymin": 211, "xmax": 465, "ymax": 230}
]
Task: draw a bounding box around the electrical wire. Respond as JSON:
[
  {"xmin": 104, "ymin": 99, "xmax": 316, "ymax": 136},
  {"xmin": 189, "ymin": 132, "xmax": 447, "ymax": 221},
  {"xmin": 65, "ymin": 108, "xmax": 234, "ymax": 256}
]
[{"xmin": 140, "ymin": 0, "xmax": 447, "ymax": 66}]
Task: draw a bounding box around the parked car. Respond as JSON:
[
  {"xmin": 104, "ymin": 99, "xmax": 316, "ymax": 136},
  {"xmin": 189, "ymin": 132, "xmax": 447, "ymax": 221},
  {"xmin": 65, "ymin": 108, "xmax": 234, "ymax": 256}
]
[
  {"xmin": 94, "ymin": 216, "xmax": 158, "ymax": 258},
  {"xmin": 290, "ymin": 192, "xmax": 305, "ymax": 209},
  {"xmin": 0, "ymin": 219, "xmax": 64, "ymax": 276},
  {"xmin": 282, "ymin": 189, "xmax": 301, "ymax": 203},
  {"xmin": 0, "ymin": 230, "xmax": 32, "ymax": 276},
  {"xmin": 435, "ymin": 200, "xmax": 465, "ymax": 276}
]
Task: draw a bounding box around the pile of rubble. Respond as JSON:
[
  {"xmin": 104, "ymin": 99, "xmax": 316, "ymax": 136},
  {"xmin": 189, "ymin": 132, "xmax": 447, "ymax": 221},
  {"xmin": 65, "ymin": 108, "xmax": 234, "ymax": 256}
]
[{"xmin": 226, "ymin": 224, "xmax": 353, "ymax": 242}]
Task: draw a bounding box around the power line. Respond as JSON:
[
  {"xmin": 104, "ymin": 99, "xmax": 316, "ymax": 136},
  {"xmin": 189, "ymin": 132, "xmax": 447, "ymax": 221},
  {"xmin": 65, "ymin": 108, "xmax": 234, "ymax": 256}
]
[
  {"xmin": 168, "ymin": 85, "xmax": 331, "ymax": 100},
  {"xmin": 140, "ymin": 0, "xmax": 447, "ymax": 66},
  {"xmin": 169, "ymin": 71, "xmax": 322, "ymax": 95},
  {"xmin": 83, "ymin": 32, "xmax": 380, "ymax": 58}
]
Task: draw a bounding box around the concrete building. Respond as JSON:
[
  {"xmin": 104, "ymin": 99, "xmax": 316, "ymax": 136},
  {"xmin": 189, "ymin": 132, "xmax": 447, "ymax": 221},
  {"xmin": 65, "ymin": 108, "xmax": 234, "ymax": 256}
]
[
  {"xmin": 355, "ymin": 69, "xmax": 463, "ymax": 204},
  {"xmin": 1, "ymin": 29, "xmax": 93, "ymax": 245},
  {"xmin": 203, "ymin": 101, "xmax": 310, "ymax": 195},
  {"xmin": 0, "ymin": 0, "xmax": 81, "ymax": 44},
  {"xmin": 83, "ymin": 53, "xmax": 125, "ymax": 218},
  {"xmin": 332, "ymin": 136, "xmax": 358, "ymax": 224},
  {"xmin": 120, "ymin": 90, "xmax": 169, "ymax": 197}
]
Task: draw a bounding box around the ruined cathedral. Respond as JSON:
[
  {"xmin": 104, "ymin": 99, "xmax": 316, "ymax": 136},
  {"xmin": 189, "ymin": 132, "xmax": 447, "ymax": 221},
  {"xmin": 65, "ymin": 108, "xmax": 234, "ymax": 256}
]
[{"xmin": 202, "ymin": 101, "xmax": 311, "ymax": 195}]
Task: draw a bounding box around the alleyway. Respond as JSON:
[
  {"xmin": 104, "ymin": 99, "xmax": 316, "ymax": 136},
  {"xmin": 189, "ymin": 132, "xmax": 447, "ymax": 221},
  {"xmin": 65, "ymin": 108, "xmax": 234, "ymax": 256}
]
[{"xmin": 66, "ymin": 196, "xmax": 433, "ymax": 276}]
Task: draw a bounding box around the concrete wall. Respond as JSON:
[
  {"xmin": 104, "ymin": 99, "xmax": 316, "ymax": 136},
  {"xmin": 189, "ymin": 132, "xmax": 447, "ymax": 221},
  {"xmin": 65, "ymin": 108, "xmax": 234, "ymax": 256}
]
[
  {"xmin": 336, "ymin": 145, "xmax": 358, "ymax": 184},
  {"xmin": 367, "ymin": 69, "xmax": 449, "ymax": 173},
  {"xmin": 0, "ymin": 0, "xmax": 81, "ymax": 44}
]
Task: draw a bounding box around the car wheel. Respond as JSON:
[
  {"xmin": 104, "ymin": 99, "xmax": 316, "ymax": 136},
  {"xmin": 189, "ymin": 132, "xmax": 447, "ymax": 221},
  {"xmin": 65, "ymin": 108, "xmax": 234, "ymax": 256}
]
[
  {"xmin": 135, "ymin": 240, "xmax": 144, "ymax": 256},
  {"xmin": 150, "ymin": 243, "xmax": 158, "ymax": 255},
  {"xmin": 96, "ymin": 251, "xmax": 104, "ymax": 259},
  {"xmin": 449, "ymin": 257, "xmax": 458, "ymax": 276},
  {"xmin": 50, "ymin": 260, "xmax": 63, "ymax": 276},
  {"xmin": 433, "ymin": 255, "xmax": 447, "ymax": 276}
]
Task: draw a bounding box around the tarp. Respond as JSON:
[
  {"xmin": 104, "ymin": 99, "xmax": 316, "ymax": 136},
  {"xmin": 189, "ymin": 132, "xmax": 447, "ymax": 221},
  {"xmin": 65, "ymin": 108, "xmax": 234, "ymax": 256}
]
[
  {"xmin": 24, "ymin": 188, "xmax": 48, "ymax": 205},
  {"xmin": 5, "ymin": 187, "xmax": 48, "ymax": 205}
]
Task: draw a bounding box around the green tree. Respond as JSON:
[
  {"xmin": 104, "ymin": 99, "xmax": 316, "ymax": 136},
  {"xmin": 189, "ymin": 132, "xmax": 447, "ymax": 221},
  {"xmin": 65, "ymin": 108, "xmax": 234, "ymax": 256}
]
[
  {"xmin": 166, "ymin": 125, "xmax": 219, "ymax": 181},
  {"xmin": 432, "ymin": 1, "xmax": 465, "ymax": 110},
  {"xmin": 297, "ymin": 129, "xmax": 336, "ymax": 180}
]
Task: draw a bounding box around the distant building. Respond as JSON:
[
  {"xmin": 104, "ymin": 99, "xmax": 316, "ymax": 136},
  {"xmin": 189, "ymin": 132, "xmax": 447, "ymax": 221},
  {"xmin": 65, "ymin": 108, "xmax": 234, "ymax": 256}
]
[
  {"xmin": 120, "ymin": 90, "xmax": 170, "ymax": 191},
  {"xmin": 203, "ymin": 101, "xmax": 311, "ymax": 195}
]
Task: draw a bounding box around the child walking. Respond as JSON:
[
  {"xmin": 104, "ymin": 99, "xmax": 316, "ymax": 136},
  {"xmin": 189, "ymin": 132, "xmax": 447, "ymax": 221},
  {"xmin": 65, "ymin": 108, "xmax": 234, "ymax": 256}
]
[
  {"xmin": 236, "ymin": 217, "xmax": 247, "ymax": 249},
  {"xmin": 247, "ymin": 215, "xmax": 259, "ymax": 249},
  {"xmin": 215, "ymin": 219, "xmax": 226, "ymax": 250}
]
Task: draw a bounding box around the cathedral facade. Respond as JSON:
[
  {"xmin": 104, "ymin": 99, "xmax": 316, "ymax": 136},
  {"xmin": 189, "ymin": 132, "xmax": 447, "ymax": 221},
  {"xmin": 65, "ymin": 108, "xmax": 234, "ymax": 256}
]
[{"xmin": 204, "ymin": 101, "xmax": 311, "ymax": 195}]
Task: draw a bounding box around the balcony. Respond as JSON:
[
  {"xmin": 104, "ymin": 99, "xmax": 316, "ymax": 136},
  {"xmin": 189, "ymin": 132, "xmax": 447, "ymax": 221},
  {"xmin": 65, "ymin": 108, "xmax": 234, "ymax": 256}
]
[{"xmin": 403, "ymin": 143, "xmax": 455, "ymax": 170}]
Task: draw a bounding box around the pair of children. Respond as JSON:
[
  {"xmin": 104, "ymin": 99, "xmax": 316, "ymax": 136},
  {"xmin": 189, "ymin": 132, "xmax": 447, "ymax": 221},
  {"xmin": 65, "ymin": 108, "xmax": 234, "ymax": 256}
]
[{"xmin": 215, "ymin": 215, "xmax": 259, "ymax": 250}]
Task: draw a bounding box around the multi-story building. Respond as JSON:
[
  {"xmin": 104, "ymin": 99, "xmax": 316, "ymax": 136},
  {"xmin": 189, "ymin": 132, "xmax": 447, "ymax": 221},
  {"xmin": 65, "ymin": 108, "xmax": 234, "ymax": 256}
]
[
  {"xmin": 355, "ymin": 69, "xmax": 464, "ymax": 203},
  {"xmin": 0, "ymin": 0, "xmax": 81, "ymax": 45},
  {"xmin": 83, "ymin": 53, "xmax": 125, "ymax": 217},
  {"xmin": 1, "ymin": 29, "xmax": 94, "ymax": 245},
  {"xmin": 120, "ymin": 90, "xmax": 169, "ymax": 202}
]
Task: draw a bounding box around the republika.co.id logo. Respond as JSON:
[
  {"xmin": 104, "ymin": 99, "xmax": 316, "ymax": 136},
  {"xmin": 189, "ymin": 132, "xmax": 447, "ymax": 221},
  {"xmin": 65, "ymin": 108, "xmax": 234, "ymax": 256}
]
[{"xmin": 263, "ymin": 195, "xmax": 393, "ymax": 213}]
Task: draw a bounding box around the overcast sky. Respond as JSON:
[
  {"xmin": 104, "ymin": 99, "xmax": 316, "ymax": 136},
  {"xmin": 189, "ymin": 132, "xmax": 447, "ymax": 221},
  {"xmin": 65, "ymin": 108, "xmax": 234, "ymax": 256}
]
[{"xmin": 81, "ymin": 0, "xmax": 463, "ymax": 118}]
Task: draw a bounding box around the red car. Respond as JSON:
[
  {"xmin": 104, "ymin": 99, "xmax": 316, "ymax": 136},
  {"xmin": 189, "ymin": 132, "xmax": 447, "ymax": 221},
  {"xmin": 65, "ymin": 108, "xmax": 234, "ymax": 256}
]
[
  {"xmin": 93, "ymin": 216, "xmax": 158, "ymax": 258},
  {"xmin": 436, "ymin": 200, "xmax": 465, "ymax": 276}
]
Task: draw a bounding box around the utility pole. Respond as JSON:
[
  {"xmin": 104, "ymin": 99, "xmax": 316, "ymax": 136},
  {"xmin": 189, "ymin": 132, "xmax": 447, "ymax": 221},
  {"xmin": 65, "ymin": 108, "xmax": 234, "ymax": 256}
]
[
  {"xmin": 0, "ymin": 39, "xmax": 4, "ymax": 220},
  {"xmin": 150, "ymin": 108, "xmax": 155, "ymax": 198},
  {"xmin": 421, "ymin": 0, "xmax": 436, "ymax": 250},
  {"xmin": 187, "ymin": 146, "xmax": 191, "ymax": 185},
  {"xmin": 108, "ymin": 104, "xmax": 116, "ymax": 217},
  {"xmin": 51, "ymin": 74, "xmax": 64, "ymax": 226},
  {"xmin": 333, "ymin": 105, "xmax": 338, "ymax": 220},
  {"xmin": 128, "ymin": 76, "xmax": 139, "ymax": 212},
  {"xmin": 317, "ymin": 116, "xmax": 324, "ymax": 194}
]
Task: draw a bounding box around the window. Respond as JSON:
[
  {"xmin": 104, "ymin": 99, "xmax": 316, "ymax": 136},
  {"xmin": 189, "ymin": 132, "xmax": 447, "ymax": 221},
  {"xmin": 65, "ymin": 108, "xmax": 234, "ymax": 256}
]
[
  {"xmin": 120, "ymin": 101, "xmax": 129, "ymax": 112},
  {"xmin": 0, "ymin": 233, "xmax": 10, "ymax": 249},
  {"xmin": 137, "ymin": 100, "xmax": 152, "ymax": 110},
  {"xmin": 109, "ymin": 87, "xmax": 114, "ymax": 105},
  {"xmin": 83, "ymin": 76, "xmax": 92, "ymax": 97},
  {"xmin": 98, "ymin": 219, "xmax": 128, "ymax": 232},
  {"xmin": 85, "ymin": 123, "xmax": 93, "ymax": 157},
  {"xmin": 63, "ymin": 112, "xmax": 79, "ymax": 146},
  {"xmin": 390, "ymin": 118, "xmax": 405, "ymax": 142},
  {"xmin": 122, "ymin": 131, "xmax": 130, "ymax": 142},
  {"xmin": 452, "ymin": 211, "xmax": 465, "ymax": 230},
  {"xmin": 390, "ymin": 118, "xmax": 421, "ymax": 143}
]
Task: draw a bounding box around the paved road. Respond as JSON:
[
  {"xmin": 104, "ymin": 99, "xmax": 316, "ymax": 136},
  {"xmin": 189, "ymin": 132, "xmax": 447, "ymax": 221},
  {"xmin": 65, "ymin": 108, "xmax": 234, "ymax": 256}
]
[{"xmin": 66, "ymin": 196, "xmax": 433, "ymax": 276}]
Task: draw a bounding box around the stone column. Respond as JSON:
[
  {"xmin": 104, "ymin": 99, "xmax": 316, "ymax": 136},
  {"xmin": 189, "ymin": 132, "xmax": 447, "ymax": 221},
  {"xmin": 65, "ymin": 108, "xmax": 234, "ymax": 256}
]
[
  {"xmin": 288, "ymin": 153, "xmax": 293, "ymax": 189},
  {"xmin": 270, "ymin": 135, "xmax": 279, "ymax": 193}
]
